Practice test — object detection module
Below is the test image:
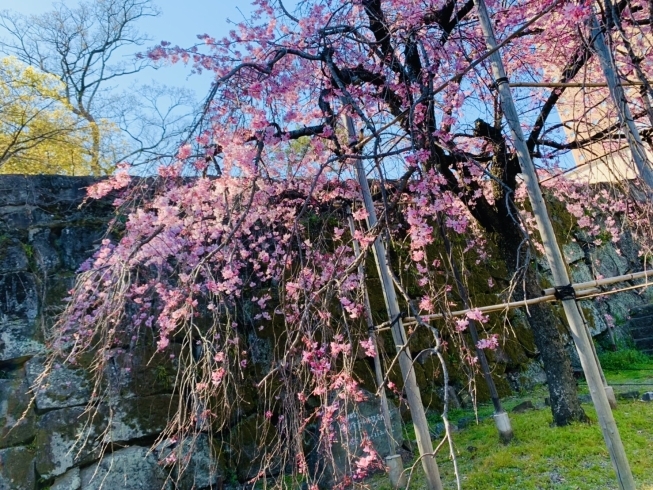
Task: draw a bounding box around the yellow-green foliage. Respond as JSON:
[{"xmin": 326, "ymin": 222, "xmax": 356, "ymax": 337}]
[{"xmin": 0, "ymin": 57, "xmax": 119, "ymax": 175}]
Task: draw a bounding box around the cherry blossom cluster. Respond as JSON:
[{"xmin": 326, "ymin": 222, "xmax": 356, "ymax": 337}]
[{"xmin": 48, "ymin": 0, "xmax": 653, "ymax": 486}]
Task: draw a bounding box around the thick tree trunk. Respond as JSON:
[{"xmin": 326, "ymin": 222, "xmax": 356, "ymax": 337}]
[
  {"xmin": 88, "ymin": 119, "xmax": 102, "ymax": 176},
  {"xmin": 73, "ymin": 105, "xmax": 102, "ymax": 176},
  {"xmin": 522, "ymin": 274, "xmax": 588, "ymax": 425},
  {"xmin": 495, "ymin": 227, "xmax": 588, "ymax": 426},
  {"xmin": 468, "ymin": 121, "xmax": 587, "ymax": 426}
]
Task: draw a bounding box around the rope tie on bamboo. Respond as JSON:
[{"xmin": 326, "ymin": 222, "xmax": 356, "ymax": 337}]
[
  {"xmin": 389, "ymin": 311, "xmax": 404, "ymax": 328},
  {"xmin": 491, "ymin": 77, "xmax": 510, "ymax": 90},
  {"xmin": 554, "ymin": 284, "xmax": 576, "ymax": 301},
  {"xmin": 373, "ymin": 312, "xmax": 405, "ymax": 333}
]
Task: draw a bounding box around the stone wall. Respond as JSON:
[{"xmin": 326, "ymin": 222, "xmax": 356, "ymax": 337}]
[
  {"xmin": 0, "ymin": 176, "xmax": 220, "ymax": 490},
  {"xmin": 552, "ymin": 234, "xmax": 653, "ymax": 364},
  {"xmin": 0, "ymin": 175, "xmax": 651, "ymax": 489}
]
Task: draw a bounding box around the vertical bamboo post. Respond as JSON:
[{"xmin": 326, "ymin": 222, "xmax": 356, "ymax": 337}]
[
  {"xmin": 347, "ymin": 207, "xmax": 407, "ymax": 489},
  {"xmin": 474, "ymin": 2, "xmax": 635, "ymax": 488},
  {"xmin": 578, "ymin": 306, "xmax": 618, "ymax": 408},
  {"xmin": 343, "ymin": 114, "xmax": 443, "ymax": 490},
  {"xmin": 437, "ymin": 218, "xmax": 514, "ymax": 442},
  {"xmin": 589, "ymin": 8, "xmax": 653, "ymax": 190}
]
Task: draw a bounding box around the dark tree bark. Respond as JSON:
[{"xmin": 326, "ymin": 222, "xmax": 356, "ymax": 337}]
[
  {"xmin": 472, "ymin": 118, "xmax": 587, "ymax": 426},
  {"xmin": 461, "ymin": 177, "xmax": 587, "ymax": 425},
  {"xmin": 526, "ymin": 291, "xmax": 588, "ymax": 425},
  {"xmin": 314, "ymin": 0, "xmax": 590, "ymax": 427},
  {"xmin": 495, "ymin": 227, "xmax": 588, "ymax": 426}
]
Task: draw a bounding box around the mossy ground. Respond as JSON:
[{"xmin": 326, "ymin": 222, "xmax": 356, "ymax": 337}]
[{"xmin": 369, "ymin": 361, "xmax": 653, "ymax": 490}]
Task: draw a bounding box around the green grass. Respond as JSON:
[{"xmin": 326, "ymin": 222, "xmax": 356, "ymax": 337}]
[
  {"xmin": 369, "ymin": 364, "xmax": 653, "ymax": 490},
  {"xmin": 597, "ymin": 349, "xmax": 651, "ymax": 371}
]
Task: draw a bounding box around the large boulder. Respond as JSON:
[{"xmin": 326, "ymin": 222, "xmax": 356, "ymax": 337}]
[
  {"xmin": 26, "ymin": 357, "xmax": 92, "ymax": 410},
  {"xmin": 51, "ymin": 467, "xmax": 81, "ymax": 490},
  {"xmin": 34, "ymin": 394, "xmax": 176, "ymax": 479},
  {"xmin": 105, "ymin": 395, "xmax": 177, "ymax": 444},
  {"xmin": 156, "ymin": 434, "xmax": 223, "ymax": 490},
  {"xmin": 30, "ymin": 228, "xmax": 62, "ymax": 273},
  {"xmin": 0, "ymin": 239, "xmax": 29, "ymax": 274},
  {"xmin": 35, "ymin": 406, "xmax": 106, "ymax": 479}
]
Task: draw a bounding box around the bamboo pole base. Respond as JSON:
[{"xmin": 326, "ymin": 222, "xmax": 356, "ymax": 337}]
[
  {"xmin": 386, "ymin": 454, "xmax": 408, "ymax": 488},
  {"xmin": 605, "ymin": 386, "xmax": 618, "ymax": 410},
  {"xmin": 494, "ymin": 411, "xmax": 514, "ymax": 444}
]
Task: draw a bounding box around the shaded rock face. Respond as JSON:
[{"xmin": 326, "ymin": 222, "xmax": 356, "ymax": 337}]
[
  {"xmin": 329, "ymin": 392, "xmax": 403, "ymax": 476},
  {"xmin": 80, "ymin": 447, "xmax": 169, "ymax": 490},
  {"xmin": 0, "ymin": 446, "xmax": 36, "ymax": 490},
  {"xmin": 26, "ymin": 357, "xmax": 92, "ymax": 410},
  {"xmin": 0, "ymin": 175, "xmax": 651, "ymax": 489},
  {"xmin": 155, "ymin": 434, "xmax": 223, "ymax": 489},
  {"xmin": 0, "ymin": 176, "xmax": 219, "ymax": 490},
  {"xmin": 0, "ymin": 369, "xmax": 37, "ymax": 449},
  {"xmin": 0, "ymin": 271, "xmax": 41, "ymax": 364}
]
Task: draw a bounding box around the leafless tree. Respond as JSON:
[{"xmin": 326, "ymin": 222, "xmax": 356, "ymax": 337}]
[
  {"xmin": 108, "ymin": 82, "xmax": 197, "ymax": 168},
  {"xmin": 0, "ymin": 0, "xmax": 160, "ymax": 174}
]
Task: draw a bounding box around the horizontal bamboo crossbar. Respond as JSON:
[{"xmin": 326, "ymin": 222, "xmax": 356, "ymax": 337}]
[
  {"xmin": 541, "ymin": 269, "xmax": 653, "ymax": 295},
  {"xmin": 375, "ymin": 269, "xmax": 652, "ymax": 331},
  {"xmin": 510, "ymin": 82, "xmax": 644, "ymax": 88}
]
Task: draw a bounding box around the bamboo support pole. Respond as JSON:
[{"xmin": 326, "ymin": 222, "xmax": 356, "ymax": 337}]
[
  {"xmin": 375, "ymin": 287, "xmax": 601, "ymax": 330},
  {"xmin": 509, "ymin": 82, "xmax": 643, "ymax": 88},
  {"xmin": 474, "ymin": 0, "xmax": 635, "ymax": 487},
  {"xmin": 577, "ymin": 305, "xmax": 619, "ymax": 409},
  {"xmin": 343, "ymin": 115, "xmax": 443, "ymax": 490},
  {"xmin": 436, "ymin": 217, "xmax": 513, "ymax": 442},
  {"xmin": 589, "ymin": 8, "xmax": 653, "ymax": 190},
  {"xmin": 346, "ymin": 207, "xmax": 407, "ymax": 489},
  {"xmin": 374, "ymin": 269, "xmax": 652, "ymax": 331}
]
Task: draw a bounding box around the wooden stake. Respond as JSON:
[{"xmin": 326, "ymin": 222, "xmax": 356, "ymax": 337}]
[
  {"xmin": 474, "ymin": 1, "xmax": 636, "ymax": 487},
  {"xmin": 343, "ymin": 115, "xmax": 443, "ymax": 490}
]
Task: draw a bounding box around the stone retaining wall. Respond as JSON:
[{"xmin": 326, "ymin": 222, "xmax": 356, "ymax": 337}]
[
  {"xmin": 0, "ymin": 176, "xmax": 220, "ymax": 490},
  {"xmin": 0, "ymin": 175, "xmax": 651, "ymax": 489}
]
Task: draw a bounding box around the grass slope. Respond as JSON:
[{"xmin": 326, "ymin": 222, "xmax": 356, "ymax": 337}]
[{"xmin": 371, "ymin": 359, "xmax": 653, "ymax": 489}]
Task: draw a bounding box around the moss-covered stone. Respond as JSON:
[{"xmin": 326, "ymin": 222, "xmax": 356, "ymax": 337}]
[
  {"xmin": 0, "ymin": 239, "xmax": 29, "ymax": 274},
  {"xmin": 352, "ymin": 358, "xmax": 378, "ymax": 393},
  {"xmin": 80, "ymin": 446, "xmax": 169, "ymax": 490},
  {"xmin": 473, "ymin": 373, "xmax": 512, "ymax": 403},
  {"xmin": 35, "ymin": 406, "xmax": 108, "ymax": 479},
  {"xmin": 115, "ymin": 394, "xmax": 178, "ymax": 442},
  {"xmin": 25, "ymin": 356, "xmax": 92, "ymax": 410},
  {"xmin": 0, "ymin": 272, "xmax": 41, "ymax": 364},
  {"xmin": 0, "ymin": 369, "xmax": 36, "ymax": 449},
  {"xmin": 167, "ymin": 434, "xmax": 223, "ymax": 490},
  {"xmin": 0, "ymin": 446, "xmax": 35, "ymax": 490},
  {"xmin": 225, "ymin": 414, "xmax": 279, "ymax": 482},
  {"xmin": 107, "ymin": 344, "xmax": 181, "ymax": 398}
]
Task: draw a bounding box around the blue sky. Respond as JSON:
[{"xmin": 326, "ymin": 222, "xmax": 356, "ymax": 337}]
[
  {"xmin": 3, "ymin": 0, "xmax": 258, "ymax": 98},
  {"xmin": 4, "ymin": 0, "xmax": 573, "ymax": 169}
]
